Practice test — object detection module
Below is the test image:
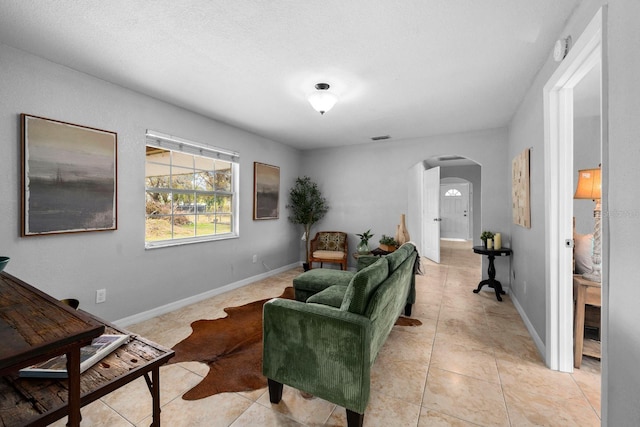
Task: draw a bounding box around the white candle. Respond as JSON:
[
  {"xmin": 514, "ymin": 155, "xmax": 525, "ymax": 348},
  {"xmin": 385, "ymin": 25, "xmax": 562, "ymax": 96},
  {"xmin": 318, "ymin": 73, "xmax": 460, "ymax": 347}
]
[
  {"xmin": 487, "ymin": 238, "xmax": 493, "ymax": 249},
  {"xmin": 494, "ymin": 233, "xmax": 502, "ymax": 250}
]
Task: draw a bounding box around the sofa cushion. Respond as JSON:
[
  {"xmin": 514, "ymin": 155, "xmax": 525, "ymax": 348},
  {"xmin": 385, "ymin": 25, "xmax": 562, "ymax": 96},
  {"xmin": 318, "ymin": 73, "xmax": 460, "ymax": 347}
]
[
  {"xmin": 385, "ymin": 243, "xmax": 413, "ymax": 272},
  {"xmin": 293, "ymin": 269, "xmax": 355, "ymax": 301},
  {"xmin": 312, "ymin": 250, "xmax": 346, "ymax": 260},
  {"xmin": 306, "ymin": 285, "xmax": 348, "ymax": 308},
  {"xmin": 340, "ymin": 258, "xmax": 389, "ymax": 315}
]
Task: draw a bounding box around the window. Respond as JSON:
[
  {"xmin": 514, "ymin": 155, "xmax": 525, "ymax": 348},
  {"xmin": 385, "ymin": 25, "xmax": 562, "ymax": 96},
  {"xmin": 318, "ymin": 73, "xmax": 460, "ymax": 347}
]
[
  {"xmin": 145, "ymin": 131, "xmax": 239, "ymax": 248},
  {"xmin": 444, "ymin": 188, "xmax": 462, "ymax": 197}
]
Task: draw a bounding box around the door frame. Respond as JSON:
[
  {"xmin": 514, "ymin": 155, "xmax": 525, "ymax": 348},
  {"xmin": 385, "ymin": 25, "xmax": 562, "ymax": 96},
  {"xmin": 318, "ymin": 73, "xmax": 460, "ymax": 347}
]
[{"xmin": 543, "ymin": 7, "xmax": 606, "ymax": 372}]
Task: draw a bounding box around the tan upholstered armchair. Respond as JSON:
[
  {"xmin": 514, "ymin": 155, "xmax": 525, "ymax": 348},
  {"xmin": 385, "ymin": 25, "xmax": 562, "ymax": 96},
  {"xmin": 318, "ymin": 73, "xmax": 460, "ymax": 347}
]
[{"xmin": 309, "ymin": 231, "xmax": 348, "ymax": 270}]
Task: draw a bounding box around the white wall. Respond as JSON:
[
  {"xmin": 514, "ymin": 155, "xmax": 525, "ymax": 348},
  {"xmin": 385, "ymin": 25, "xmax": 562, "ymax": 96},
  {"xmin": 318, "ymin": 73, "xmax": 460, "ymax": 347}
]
[
  {"xmin": 574, "ymin": 115, "xmax": 601, "ymax": 235},
  {"xmin": 604, "ymin": 0, "xmax": 640, "ymax": 424},
  {"xmin": 299, "ymin": 128, "xmax": 511, "ymax": 286},
  {"xmin": 0, "ymin": 44, "xmax": 302, "ymax": 322},
  {"xmin": 509, "ymin": 0, "xmax": 640, "ymax": 424}
]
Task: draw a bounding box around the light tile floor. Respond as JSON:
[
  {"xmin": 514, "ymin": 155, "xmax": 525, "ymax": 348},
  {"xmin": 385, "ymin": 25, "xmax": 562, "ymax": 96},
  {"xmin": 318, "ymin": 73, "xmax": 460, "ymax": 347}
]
[{"xmin": 52, "ymin": 240, "xmax": 601, "ymax": 426}]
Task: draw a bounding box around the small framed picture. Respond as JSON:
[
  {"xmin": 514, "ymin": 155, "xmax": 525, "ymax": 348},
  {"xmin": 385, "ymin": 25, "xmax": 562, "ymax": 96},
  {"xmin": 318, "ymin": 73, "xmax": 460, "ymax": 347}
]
[
  {"xmin": 21, "ymin": 114, "xmax": 118, "ymax": 236},
  {"xmin": 253, "ymin": 162, "xmax": 280, "ymax": 220}
]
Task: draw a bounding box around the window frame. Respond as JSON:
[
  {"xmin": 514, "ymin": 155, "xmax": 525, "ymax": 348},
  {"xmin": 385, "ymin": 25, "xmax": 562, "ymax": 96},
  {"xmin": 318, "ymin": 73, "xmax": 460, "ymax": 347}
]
[{"xmin": 144, "ymin": 130, "xmax": 239, "ymax": 249}]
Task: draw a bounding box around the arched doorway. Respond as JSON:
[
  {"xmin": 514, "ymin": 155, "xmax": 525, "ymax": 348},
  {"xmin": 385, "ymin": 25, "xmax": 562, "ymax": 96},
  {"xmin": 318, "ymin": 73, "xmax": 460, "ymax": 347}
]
[{"xmin": 408, "ymin": 155, "xmax": 481, "ymax": 263}]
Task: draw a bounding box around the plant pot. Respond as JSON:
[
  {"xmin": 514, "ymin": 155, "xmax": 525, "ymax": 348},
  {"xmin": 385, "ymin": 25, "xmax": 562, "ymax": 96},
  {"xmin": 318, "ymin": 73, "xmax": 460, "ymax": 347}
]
[
  {"xmin": 356, "ymin": 242, "xmax": 370, "ymax": 255},
  {"xmin": 379, "ymin": 244, "xmax": 397, "ymax": 252}
]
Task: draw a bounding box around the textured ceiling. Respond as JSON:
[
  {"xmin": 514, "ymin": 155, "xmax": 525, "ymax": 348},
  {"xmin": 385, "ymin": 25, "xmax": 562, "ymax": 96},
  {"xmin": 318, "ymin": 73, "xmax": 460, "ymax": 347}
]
[{"xmin": 0, "ymin": 0, "xmax": 580, "ymax": 150}]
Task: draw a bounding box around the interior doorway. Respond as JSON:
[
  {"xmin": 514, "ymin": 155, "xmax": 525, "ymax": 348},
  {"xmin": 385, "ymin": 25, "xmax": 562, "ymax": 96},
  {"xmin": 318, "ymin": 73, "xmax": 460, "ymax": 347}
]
[
  {"xmin": 543, "ymin": 7, "xmax": 606, "ymax": 374},
  {"xmin": 440, "ymin": 181, "xmax": 471, "ymax": 240},
  {"xmin": 407, "ymin": 157, "xmax": 481, "ymax": 264}
]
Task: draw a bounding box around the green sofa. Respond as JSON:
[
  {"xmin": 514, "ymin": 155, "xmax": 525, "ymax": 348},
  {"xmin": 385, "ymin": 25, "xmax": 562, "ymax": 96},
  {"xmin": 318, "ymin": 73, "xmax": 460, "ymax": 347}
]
[{"xmin": 262, "ymin": 243, "xmax": 419, "ymax": 427}]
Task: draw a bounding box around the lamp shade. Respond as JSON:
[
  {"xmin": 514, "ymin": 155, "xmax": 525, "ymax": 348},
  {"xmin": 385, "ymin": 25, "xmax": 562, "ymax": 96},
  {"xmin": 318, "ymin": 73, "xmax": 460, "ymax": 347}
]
[
  {"xmin": 308, "ymin": 83, "xmax": 338, "ymax": 115},
  {"xmin": 574, "ymin": 168, "xmax": 601, "ymax": 200}
]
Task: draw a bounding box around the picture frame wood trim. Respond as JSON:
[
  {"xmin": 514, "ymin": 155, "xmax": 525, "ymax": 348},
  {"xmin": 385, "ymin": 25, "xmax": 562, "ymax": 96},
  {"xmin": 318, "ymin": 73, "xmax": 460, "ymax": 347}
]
[
  {"xmin": 253, "ymin": 162, "xmax": 280, "ymax": 220},
  {"xmin": 20, "ymin": 114, "xmax": 118, "ymax": 236}
]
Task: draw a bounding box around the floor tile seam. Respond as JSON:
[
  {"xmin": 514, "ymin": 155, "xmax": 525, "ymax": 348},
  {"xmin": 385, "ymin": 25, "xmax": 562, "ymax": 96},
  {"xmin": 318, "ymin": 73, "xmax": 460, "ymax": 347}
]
[
  {"xmin": 499, "ymin": 384, "xmax": 601, "ymax": 426},
  {"xmin": 429, "ymin": 365, "xmax": 505, "ymax": 389},
  {"xmin": 167, "ymin": 361, "xmax": 207, "ymax": 380},
  {"xmin": 568, "ymin": 369, "xmax": 603, "ymax": 419},
  {"xmin": 419, "ymin": 401, "xmax": 495, "ymax": 427},
  {"xmin": 498, "ymin": 377, "xmax": 589, "ymax": 404},
  {"xmin": 226, "ymin": 395, "xmax": 269, "ymax": 427},
  {"xmin": 483, "ymin": 351, "xmax": 513, "ymax": 427},
  {"xmin": 420, "ymin": 408, "xmax": 488, "ymax": 427},
  {"xmin": 99, "ymin": 396, "xmax": 147, "ymax": 426},
  {"xmin": 419, "ymin": 270, "xmax": 447, "ymax": 422},
  {"xmin": 251, "ymin": 389, "xmax": 336, "ymax": 426}
]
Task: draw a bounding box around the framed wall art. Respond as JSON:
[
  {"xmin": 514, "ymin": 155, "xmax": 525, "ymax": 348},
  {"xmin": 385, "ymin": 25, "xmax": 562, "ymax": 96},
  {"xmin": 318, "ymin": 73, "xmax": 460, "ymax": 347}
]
[
  {"xmin": 253, "ymin": 162, "xmax": 280, "ymax": 220},
  {"xmin": 512, "ymin": 148, "xmax": 531, "ymax": 228},
  {"xmin": 21, "ymin": 114, "xmax": 118, "ymax": 236}
]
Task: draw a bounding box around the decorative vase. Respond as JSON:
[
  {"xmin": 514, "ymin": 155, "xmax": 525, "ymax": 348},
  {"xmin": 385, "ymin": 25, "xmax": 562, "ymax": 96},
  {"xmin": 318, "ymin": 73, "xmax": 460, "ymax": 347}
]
[
  {"xmin": 357, "ymin": 241, "xmax": 370, "ymax": 254},
  {"xmin": 397, "ymin": 214, "xmax": 410, "ymax": 245}
]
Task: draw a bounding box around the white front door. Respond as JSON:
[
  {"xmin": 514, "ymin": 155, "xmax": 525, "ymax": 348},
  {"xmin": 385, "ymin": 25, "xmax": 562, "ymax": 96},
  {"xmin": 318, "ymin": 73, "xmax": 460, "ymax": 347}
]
[
  {"xmin": 423, "ymin": 167, "xmax": 441, "ymax": 263},
  {"xmin": 440, "ymin": 183, "xmax": 470, "ymax": 240}
]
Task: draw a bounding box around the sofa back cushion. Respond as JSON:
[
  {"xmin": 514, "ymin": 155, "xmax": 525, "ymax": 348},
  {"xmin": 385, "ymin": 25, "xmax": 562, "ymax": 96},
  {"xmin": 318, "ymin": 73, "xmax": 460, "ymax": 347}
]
[
  {"xmin": 340, "ymin": 258, "xmax": 389, "ymax": 315},
  {"xmin": 385, "ymin": 243, "xmax": 414, "ymax": 272},
  {"xmin": 365, "ymin": 250, "xmax": 417, "ymax": 362}
]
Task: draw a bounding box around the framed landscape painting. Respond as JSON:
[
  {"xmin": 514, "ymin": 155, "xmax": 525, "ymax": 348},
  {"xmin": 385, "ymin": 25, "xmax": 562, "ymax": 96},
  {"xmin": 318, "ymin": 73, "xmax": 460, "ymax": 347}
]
[
  {"xmin": 253, "ymin": 162, "xmax": 279, "ymax": 220},
  {"xmin": 21, "ymin": 114, "xmax": 118, "ymax": 236}
]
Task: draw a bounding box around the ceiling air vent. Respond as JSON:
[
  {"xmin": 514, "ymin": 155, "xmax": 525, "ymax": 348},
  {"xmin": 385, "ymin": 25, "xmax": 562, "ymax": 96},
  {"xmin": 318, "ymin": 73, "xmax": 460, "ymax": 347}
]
[
  {"xmin": 436, "ymin": 155, "xmax": 466, "ymax": 162},
  {"xmin": 371, "ymin": 135, "xmax": 391, "ymax": 141}
]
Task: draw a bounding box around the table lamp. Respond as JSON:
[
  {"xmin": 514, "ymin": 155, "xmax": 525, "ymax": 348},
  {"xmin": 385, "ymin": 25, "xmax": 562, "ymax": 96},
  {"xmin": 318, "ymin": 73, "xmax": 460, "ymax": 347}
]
[{"xmin": 574, "ymin": 167, "xmax": 602, "ymax": 282}]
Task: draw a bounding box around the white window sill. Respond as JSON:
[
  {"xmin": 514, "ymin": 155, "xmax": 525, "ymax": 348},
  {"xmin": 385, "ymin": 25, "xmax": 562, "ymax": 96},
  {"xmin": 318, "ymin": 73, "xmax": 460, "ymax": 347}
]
[{"xmin": 145, "ymin": 233, "xmax": 239, "ymax": 250}]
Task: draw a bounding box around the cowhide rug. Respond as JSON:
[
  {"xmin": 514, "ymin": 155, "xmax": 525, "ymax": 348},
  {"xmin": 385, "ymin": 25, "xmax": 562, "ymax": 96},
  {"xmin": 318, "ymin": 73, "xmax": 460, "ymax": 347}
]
[{"xmin": 169, "ymin": 286, "xmax": 421, "ymax": 400}]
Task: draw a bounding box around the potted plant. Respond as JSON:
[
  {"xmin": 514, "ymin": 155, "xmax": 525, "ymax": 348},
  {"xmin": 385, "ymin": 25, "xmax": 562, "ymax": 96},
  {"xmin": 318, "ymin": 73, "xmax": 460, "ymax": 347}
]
[
  {"xmin": 480, "ymin": 230, "xmax": 494, "ymax": 248},
  {"xmin": 379, "ymin": 235, "xmax": 398, "ymax": 252},
  {"xmin": 286, "ymin": 176, "xmax": 329, "ymax": 270},
  {"xmin": 356, "ymin": 229, "xmax": 374, "ymax": 254}
]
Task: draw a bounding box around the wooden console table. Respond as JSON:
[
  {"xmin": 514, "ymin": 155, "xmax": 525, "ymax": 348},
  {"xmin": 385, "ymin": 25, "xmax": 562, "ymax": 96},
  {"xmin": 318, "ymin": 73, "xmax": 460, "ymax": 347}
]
[
  {"xmin": 0, "ymin": 272, "xmax": 174, "ymax": 426},
  {"xmin": 1, "ymin": 271, "xmax": 104, "ymax": 426}
]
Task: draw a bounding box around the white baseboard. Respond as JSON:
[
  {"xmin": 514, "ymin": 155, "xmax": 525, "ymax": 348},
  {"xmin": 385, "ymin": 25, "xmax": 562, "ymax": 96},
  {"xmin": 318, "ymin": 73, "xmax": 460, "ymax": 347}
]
[
  {"xmin": 113, "ymin": 262, "xmax": 300, "ymax": 327},
  {"xmin": 511, "ymin": 292, "xmax": 546, "ymax": 361}
]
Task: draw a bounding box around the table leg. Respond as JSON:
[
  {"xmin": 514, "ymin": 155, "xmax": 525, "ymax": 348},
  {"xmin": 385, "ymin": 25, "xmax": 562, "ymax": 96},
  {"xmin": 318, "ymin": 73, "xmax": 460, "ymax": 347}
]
[
  {"xmin": 66, "ymin": 346, "xmax": 82, "ymax": 427},
  {"xmin": 574, "ymin": 285, "xmax": 586, "ymax": 368},
  {"xmin": 472, "ymin": 255, "xmax": 506, "ymax": 301},
  {"xmin": 151, "ymin": 367, "xmax": 161, "ymax": 426}
]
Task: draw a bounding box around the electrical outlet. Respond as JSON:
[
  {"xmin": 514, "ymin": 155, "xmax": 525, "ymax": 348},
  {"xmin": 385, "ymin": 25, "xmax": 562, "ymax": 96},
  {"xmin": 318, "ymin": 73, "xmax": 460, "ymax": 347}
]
[
  {"xmin": 96, "ymin": 288, "xmax": 106, "ymax": 304},
  {"xmin": 252, "ymin": 254, "xmax": 258, "ymax": 263}
]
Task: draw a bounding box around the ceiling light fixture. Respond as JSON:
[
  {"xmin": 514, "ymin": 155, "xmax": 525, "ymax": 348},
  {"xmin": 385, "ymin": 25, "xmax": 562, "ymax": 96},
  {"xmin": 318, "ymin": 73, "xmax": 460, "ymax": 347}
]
[{"xmin": 308, "ymin": 83, "xmax": 338, "ymax": 115}]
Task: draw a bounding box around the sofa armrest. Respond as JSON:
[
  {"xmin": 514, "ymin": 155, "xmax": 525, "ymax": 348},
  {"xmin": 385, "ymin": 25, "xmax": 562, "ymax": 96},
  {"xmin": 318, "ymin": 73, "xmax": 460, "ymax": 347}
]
[{"xmin": 263, "ymin": 298, "xmax": 372, "ymax": 414}]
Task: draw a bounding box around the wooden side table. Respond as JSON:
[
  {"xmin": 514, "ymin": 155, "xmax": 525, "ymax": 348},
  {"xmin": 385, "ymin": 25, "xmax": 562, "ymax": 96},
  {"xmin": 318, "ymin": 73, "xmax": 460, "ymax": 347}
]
[
  {"xmin": 472, "ymin": 246, "xmax": 512, "ymax": 301},
  {"xmin": 573, "ymin": 275, "xmax": 601, "ymax": 368}
]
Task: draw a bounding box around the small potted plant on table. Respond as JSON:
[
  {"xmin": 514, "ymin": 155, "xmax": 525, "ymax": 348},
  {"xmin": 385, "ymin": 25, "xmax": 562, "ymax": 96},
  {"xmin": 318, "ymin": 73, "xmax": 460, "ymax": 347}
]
[
  {"xmin": 379, "ymin": 235, "xmax": 398, "ymax": 252},
  {"xmin": 480, "ymin": 230, "xmax": 494, "ymax": 248},
  {"xmin": 356, "ymin": 229, "xmax": 374, "ymax": 254}
]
